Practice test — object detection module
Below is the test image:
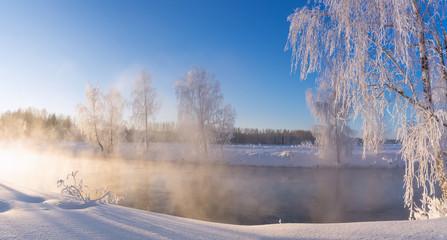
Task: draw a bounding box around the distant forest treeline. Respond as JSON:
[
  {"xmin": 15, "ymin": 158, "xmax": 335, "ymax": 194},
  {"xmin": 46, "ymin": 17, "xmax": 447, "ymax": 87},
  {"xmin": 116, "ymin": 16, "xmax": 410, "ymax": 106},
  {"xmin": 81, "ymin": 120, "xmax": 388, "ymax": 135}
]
[
  {"xmin": 0, "ymin": 108, "xmax": 77, "ymax": 141},
  {"xmin": 232, "ymin": 128, "xmax": 314, "ymax": 145},
  {"xmin": 0, "ymin": 108, "xmax": 315, "ymax": 145}
]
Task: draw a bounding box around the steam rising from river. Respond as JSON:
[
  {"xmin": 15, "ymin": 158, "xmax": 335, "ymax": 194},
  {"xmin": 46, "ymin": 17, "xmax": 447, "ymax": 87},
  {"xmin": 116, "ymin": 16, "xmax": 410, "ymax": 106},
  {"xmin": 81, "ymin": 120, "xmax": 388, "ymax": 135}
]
[
  {"xmin": 0, "ymin": 140, "xmax": 253, "ymax": 223},
  {"xmin": 0, "ymin": 140, "xmax": 408, "ymax": 224}
]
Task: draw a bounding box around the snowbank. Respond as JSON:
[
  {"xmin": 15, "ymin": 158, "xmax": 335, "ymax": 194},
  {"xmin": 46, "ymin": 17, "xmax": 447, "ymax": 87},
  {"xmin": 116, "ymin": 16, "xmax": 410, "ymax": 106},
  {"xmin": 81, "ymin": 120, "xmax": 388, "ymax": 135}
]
[{"xmin": 0, "ymin": 180, "xmax": 445, "ymax": 239}]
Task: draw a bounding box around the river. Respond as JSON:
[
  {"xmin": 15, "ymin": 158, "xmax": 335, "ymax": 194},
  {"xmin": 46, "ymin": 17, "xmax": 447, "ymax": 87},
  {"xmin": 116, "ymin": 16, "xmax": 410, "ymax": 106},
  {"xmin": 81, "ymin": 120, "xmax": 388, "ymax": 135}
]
[{"xmin": 95, "ymin": 160, "xmax": 407, "ymax": 225}]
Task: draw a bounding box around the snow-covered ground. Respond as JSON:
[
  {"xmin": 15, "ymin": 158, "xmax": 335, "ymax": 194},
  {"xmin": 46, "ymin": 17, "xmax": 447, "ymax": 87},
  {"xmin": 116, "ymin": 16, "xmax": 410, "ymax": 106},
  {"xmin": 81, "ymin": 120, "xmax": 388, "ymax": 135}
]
[
  {"xmin": 58, "ymin": 142, "xmax": 404, "ymax": 168},
  {"xmin": 1, "ymin": 180, "xmax": 447, "ymax": 240},
  {"xmin": 217, "ymin": 144, "xmax": 403, "ymax": 168}
]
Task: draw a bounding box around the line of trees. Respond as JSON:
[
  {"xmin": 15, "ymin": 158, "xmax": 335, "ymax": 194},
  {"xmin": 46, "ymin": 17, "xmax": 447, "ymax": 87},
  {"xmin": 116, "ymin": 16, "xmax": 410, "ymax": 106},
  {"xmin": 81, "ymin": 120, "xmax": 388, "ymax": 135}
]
[
  {"xmin": 76, "ymin": 66, "xmax": 236, "ymax": 156},
  {"xmin": 77, "ymin": 69, "xmax": 161, "ymax": 155},
  {"xmin": 0, "ymin": 67, "xmax": 316, "ymax": 158},
  {"xmin": 0, "ymin": 108, "xmax": 78, "ymax": 141},
  {"xmin": 0, "ymin": 108, "xmax": 315, "ymax": 147},
  {"xmin": 143, "ymin": 124, "xmax": 315, "ymax": 146},
  {"xmin": 0, "ymin": 67, "xmax": 317, "ymax": 158},
  {"xmin": 129, "ymin": 122, "xmax": 314, "ymax": 146},
  {"xmin": 232, "ymin": 128, "xmax": 314, "ymax": 145}
]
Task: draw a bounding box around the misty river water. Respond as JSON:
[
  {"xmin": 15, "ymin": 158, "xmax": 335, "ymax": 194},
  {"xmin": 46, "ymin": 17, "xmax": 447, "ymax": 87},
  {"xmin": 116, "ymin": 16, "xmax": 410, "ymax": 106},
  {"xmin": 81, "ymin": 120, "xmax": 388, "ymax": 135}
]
[{"xmin": 95, "ymin": 160, "xmax": 407, "ymax": 225}]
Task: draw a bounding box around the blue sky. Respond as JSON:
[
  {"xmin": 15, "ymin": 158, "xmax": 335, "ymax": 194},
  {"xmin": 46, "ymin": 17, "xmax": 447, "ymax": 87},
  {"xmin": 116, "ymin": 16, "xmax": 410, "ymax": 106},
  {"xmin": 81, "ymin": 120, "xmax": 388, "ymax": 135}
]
[{"xmin": 0, "ymin": 0, "xmax": 317, "ymax": 130}]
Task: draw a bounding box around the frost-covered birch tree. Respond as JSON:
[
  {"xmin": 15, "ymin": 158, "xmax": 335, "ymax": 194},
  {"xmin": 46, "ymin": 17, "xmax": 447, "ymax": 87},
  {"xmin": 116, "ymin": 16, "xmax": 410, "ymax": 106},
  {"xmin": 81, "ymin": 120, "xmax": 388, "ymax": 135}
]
[
  {"xmin": 306, "ymin": 74, "xmax": 355, "ymax": 165},
  {"xmin": 104, "ymin": 87, "xmax": 126, "ymax": 154},
  {"xmin": 77, "ymin": 83, "xmax": 105, "ymax": 153},
  {"xmin": 214, "ymin": 104, "xmax": 236, "ymax": 152},
  {"xmin": 131, "ymin": 70, "xmax": 160, "ymax": 150},
  {"xmin": 175, "ymin": 66, "xmax": 231, "ymax": 157},
  {"xmin": 286, "ymin": 0, "xmax": 447, "ymax": 219}
]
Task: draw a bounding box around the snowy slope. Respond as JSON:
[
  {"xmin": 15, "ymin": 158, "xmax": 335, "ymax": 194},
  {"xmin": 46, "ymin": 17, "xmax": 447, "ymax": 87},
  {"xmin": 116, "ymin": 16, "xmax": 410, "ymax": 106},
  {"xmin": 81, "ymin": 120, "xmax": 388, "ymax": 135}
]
[{"xmin": 0, "ymin": 180, "xmax": 446, "ymax": 240}]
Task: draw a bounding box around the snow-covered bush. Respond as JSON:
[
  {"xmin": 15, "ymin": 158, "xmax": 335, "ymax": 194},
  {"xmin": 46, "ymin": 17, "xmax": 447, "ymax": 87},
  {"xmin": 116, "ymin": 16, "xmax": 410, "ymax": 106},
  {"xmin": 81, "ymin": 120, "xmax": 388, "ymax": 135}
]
[
  {"xmin": 57, "ymin": 171, "xmax": 121, "ymax": 204},
  {"xmin": 414, "ymin": 195, "xmax": 447, "ymax": 220},
  {"xmin": 280, "ymin": 150, "xmax": 292, "ymax": 158},
  {"xmin": 299, "ymin": 141, "xmax": 315, "ymax": 149}
]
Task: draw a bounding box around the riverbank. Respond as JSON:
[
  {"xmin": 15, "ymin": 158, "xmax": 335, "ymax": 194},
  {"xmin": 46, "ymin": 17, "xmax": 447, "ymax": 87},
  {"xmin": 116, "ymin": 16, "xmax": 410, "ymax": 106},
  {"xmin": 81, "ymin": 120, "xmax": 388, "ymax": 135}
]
[
  {"xmin": 0, "ymin": 180, "xmax": 445, "ymax": 239},
  {"xmin": 56, "ymin": 141, "xmax": 403, "ymax": 168}
]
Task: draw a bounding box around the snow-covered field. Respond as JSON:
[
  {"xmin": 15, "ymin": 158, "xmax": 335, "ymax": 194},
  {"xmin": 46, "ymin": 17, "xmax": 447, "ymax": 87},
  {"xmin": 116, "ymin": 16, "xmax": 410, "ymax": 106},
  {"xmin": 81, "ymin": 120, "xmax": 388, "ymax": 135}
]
[
  {"xmin": 2, "ymin": 141, "xmax": 445, "ymax": 239},
  {"xmin": 59, "ymin": 142, "xmax": 404, "ymax": 168},
  {"xmin": 217, "ymin": 144, "xmax": 403, "ymax": 168}
]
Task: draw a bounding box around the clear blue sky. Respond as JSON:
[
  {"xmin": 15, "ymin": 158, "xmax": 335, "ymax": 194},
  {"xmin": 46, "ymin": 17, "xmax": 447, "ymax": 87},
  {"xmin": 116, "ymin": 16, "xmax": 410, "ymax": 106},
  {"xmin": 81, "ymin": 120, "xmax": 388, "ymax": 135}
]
[{"xmin": 0, "ymin": 0, "xmax": 317, "ymax": 130}]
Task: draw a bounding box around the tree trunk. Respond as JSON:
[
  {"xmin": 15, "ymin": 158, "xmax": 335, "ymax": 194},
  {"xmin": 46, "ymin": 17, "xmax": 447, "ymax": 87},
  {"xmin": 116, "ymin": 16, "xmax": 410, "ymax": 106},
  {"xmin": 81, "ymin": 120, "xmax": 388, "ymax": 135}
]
[
  {"xmin": 411, "ymin": 0, "xmax": 432, "ymax": 109},
  {"xmin": 334, "ymin": 119, "xmax": 340, "ymax": 165},
  {"xmin": 145, "ymin": 108, "xmax": 149, "ymax": 151},
  {"xmin": 411, "ymin": 0, "xmax": 447, "ymax": 199},
  {"xmin": 202, "ymin": 128, "xmax": 209, "ymax": 159},
  {"xmin": 94, "ymin": 124, "xmax": 104, "ymax": 153},
  {"xmin": 110, "ymin": 128, "xmax": 113, "ymax": 154},
  {"xmin": 436, "ymin": 151, "xmax": 447, "ymax": 199}
]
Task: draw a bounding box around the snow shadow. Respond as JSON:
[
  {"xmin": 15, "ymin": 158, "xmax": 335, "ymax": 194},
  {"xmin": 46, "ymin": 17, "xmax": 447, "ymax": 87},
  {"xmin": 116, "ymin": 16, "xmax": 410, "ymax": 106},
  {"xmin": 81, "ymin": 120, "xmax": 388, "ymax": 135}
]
[
  {"xmin": 0, "ymin": 201, "xmax": 10, "ymax": 213},
  {"xmin": 57, "ymin": 200, "xmax": 99, "ymax": 210},
  {"xmin": 0, "ymin": 184, "xmax": 44, "ymax": 203}
]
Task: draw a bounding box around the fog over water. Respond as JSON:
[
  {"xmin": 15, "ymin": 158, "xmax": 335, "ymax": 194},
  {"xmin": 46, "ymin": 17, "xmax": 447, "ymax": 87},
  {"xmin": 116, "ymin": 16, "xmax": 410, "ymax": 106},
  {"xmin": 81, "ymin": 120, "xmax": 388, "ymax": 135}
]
[
  {"xmin": 111, "ymin": 162, "xmax": 407, "ymax": 224},
  {"xmin": 0, "ymin": 141, "xmax": 409, "ymax": 225}
]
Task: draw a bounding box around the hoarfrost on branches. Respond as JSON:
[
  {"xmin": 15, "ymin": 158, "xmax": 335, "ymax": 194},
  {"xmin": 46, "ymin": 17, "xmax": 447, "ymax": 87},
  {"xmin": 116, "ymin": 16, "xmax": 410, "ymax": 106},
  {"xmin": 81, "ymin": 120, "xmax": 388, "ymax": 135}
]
[
  {"xmin": 286, "ymin": 0, "xmax": 447, "ymax": 219},
  {"xmin": 57, "ymin": 171, "xmax": 122, "ymax": 204},
  {"xmin": 214, "ymin": 104, "xmax": 236, "ymax": 152},
  {"xmin": 131, "ymin": 70, "xmax": 161, "ymax": 151},
  {"xmin": 175, "ymin": 66, "xmax": 235, "ymax": 157},
  {"xmin": 77, "ymin": 82, "xmax": 105, "ymax": 153},
  {"xmin": 104, "ymin": 87, "xmax": 126, "ymax": 154},
  {"xmin": 306, "ymin": 73, "xmax": 355, "ymax": 165},
  {"xmin": 77, "ymin": 83, "xmax": 127, "ymax": 155}
]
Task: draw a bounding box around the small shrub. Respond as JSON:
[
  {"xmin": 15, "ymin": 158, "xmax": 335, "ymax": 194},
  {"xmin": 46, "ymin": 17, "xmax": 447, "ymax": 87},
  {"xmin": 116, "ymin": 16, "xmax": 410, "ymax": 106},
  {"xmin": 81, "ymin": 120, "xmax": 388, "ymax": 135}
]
[
  {"xmin": 57, "ymin": 171, "xmax": 122, "ymax": 204},
  {"xmin": 413, "ymin": 195, "xmax": 447, "ymax": 219}
]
